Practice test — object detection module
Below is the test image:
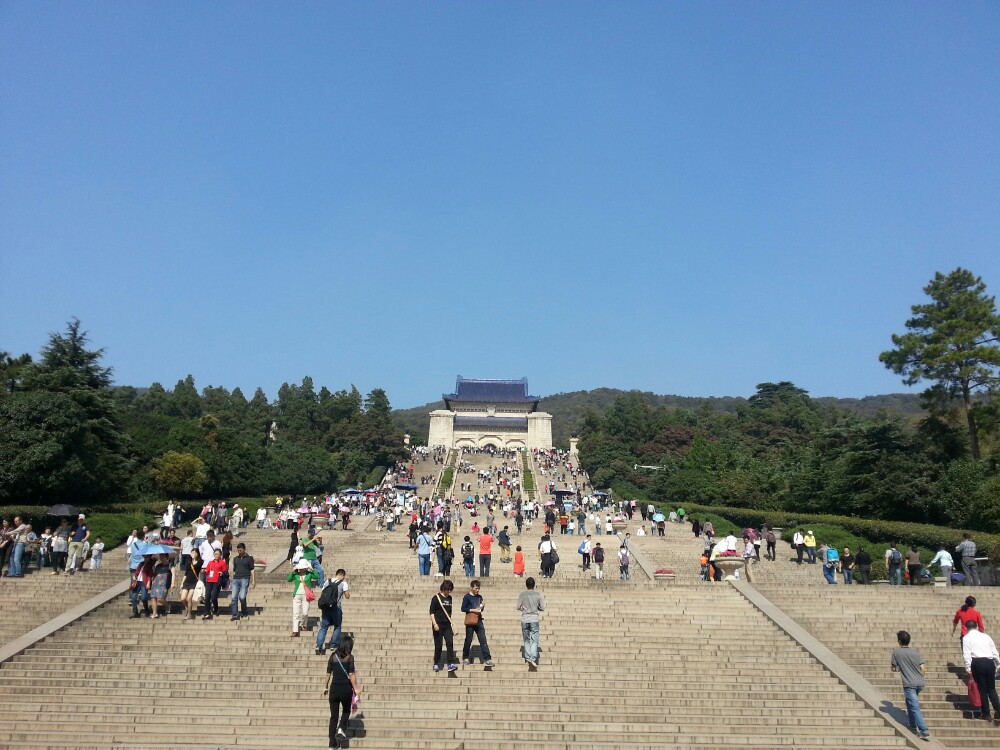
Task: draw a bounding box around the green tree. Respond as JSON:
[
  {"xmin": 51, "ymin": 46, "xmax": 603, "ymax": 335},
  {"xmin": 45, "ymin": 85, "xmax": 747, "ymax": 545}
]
[
  {"xmin": 1, "ymin": 321, "xmax": 130, "ymax": 503},
  {"xmin": 880, "ymin": 268, "xmax": 1000, "ymax": 460},
  {"xmin": 149, "ymin": 450, "xmax": 207, "ymax": 496},
  {"xmin": 0, "ymin": 351, "xmax": 33, "ymax": 395}
]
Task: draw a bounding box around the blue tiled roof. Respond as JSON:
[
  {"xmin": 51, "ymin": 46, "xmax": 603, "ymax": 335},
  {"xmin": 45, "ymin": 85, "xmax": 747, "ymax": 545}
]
[
  {"xmin": 454, "ymin": 416, "xmax": 529, "ymax": 430},
  {"xmin": 444, "ymin": 377, "xmax": 539, "ymax": 407}
]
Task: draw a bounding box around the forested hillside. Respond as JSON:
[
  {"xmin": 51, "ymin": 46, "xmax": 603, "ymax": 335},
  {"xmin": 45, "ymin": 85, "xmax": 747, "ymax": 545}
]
[
  {"xmin": 577, "ymin": 382, "xmax": 1000, "ymax": 531},
  {"xmin": 391, "ymin": 388, "xmax": 925, "ymax": 447},
  {"xmin": 0, "ymin": 321, "xmax": 408, "ymax": 506}
]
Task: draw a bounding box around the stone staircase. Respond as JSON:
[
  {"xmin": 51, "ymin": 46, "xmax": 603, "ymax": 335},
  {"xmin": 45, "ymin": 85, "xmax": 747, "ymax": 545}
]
[
  {"xmin": 0, "ymin": 506, "xmax": 928, "ymax": 750},
  {"xmin": 758, "ymin": 583, "xmax": 1000, "ymax": 748},
  {"xmin": 0, "ymin": 544, "xmax": 131, "ymax": 647}
]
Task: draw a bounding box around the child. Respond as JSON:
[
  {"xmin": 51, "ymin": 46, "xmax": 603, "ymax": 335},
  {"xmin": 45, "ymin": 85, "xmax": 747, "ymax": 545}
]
[
  {"xmin": 470, "ymin": 522, "xmax": 480, "ymax": 534},
  {"xmin": 619, "ymin": 545, "xmax": 630, "ymax": 581},
  {"xmin": 513, "ymin": 546, "xmax": 524, "ymax": 576},
  {"xmin": 89, "ymin": 537, "xmax": 105, "ymax": 570},
  {"xmin": 700, "ymin": 553, "xmax": 709, "ymax": 582}
]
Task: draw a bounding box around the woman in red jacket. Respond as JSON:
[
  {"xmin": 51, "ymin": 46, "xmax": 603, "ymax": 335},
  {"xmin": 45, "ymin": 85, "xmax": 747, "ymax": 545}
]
[
  {"xmin": 202, "ymin": 548, "xmax": 227, "ymax": 620},
  {"xmin": 952, "ymin": 596, "xmax": 985, "ymax": 641}
]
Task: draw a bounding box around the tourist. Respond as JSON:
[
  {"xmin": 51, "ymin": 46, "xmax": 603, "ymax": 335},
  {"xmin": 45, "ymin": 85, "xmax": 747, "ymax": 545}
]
[
  {"xmin": 841, "ymin": 547, "xmax": 855, "ymax": 584},
  {"xmin": 478, "ymin": 528, "xmax": 493, "ymax": 577},
  {"xmin": 149, "ymin": 553, "xmax": 172, "ymax": 618},
  {"xmin": 580, "ymin": 535, "xmax": 592, "ymax": 570},
  {"xmin": 594, "ymin": 515, "xmax": 603, "ymax": 537},
  {"xmin": 64, "ymin": 515, "xmax": 90, "ymax": 575},
  {"xmin": 324, "ymin": 634, "xmax": 359, "ymax": 748},
  {"xmin": 127, "ymin": 531, "xmax": 149, "ymax": 617},
  {"xmin": 765, "ymin": 527, "xmax": 777, "ymax": 561},
  {"xmin": 792, "ymin": 528, "xmax": 805, "ymax": 565},
  {"xmin": 180, "ymin": 529, "xmax": 195, "ymax": 571},
  {"xmin": 289, "ymin": 558, "xmax": 319, "ymax": 637},
  {"xmin": 513, "ymin": 545, "xmax": 525, "ymax": 576},
  {"xmin": 316, "ymin": 568, "xmax": 350, "ymax": 655},
  {"xmin": 498, "ymin": 526, "xmax": 512, "ymax": 563},
  {"xmin": 886, "ymin": 545, "xmax": 903, "ymax": 585},
  {"xmin": 538, "ymin": 534, "xmax": 555, "ymax": 578},
  {"xmin": 823, "ymin": 544, "xmax": 839, "ymax": 584},
  {"xmin": 593, "ymin": 542, "xmax": 605, "ymax": 579},
  {"xmin": 129, "ymin": 553, "xmax": 154, "ymax": 619},
  {"xmin": 803, "ymin": 530, "xmax": 817, "ymax": 564},
  {"xmin": 7, "ymin": 517, "xmax": 29, "ymax": 578},
  {"xmin": 256, "ymin": 506, "xmax": 267, "ymax": 529},
  {"xmin": 301, "ymin": 531, "xmax": 325, "ymax": 588},
  {"xmin": 178, "ymin": 549, "xmax": 203, "ymax": 619},
  {"xmin": 891, "ymin": 630, "xmax": 930, "ymax": 740},
  {"xmin": 929, "ymin": 545, "xmax": 954, "ymax": 586},
  {"xmin": 460, "ymin": 580, "xmax": 494, "ymax": 667},
  {"xmin": 905, "ymin": 545, "xmax": 922, "ymax": 586},
  {"xmin": 691, "ymin": 518, "xmax": 701, "ymax": 538},
  {"xmin": 855, "ymin": 547, "xmax": 872, "ymax": 584},
  {"xmin": 229, "ymin": 542, "xmax": 256, "ymax": 621},
  {"xmin": 416, "ymin": 526, "xmax": 435, "ymax": 576},
  {"xmin": 963, "ymin": 620, "xmax": 1000, "ymax": 720},
  {"xmin": 202, "ymin": 548, "xmax": 227, "ymax": 619},
  {"xmin": 619, "ymin": 545, "xmax": 630, "ymax": 581},
  {"xmin": 956, "ymin": 533, "xmax": 980, "ymax": 586},
  {"xmin": 953, "ymin": 596, "xmax": 985, "ymax": 642},
  {"xmin": 433, "ymin": 522, "xmax": 447, "ymax": 575},
  {"xmin": 517, "ymin": 576, "xmax": 545, "ymax": 668},
  {"xmin": 460, "ymin": 536, "xmax": 475, "ymax": 577},
  {"xmin": 429, "ymin": 579, "xmax": 459, "ymax": 673}
]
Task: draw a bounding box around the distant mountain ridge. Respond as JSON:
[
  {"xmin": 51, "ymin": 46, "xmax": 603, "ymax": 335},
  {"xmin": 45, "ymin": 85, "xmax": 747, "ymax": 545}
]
[{"xmin": 391, "ymin": 388, "xmax": 925, "ymax": 447}]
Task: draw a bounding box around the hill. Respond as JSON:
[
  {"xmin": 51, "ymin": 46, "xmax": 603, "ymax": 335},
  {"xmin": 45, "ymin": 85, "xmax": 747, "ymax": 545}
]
[{"xmin": 391, "ymin": 388, "xmax": 925, "ymax": 446}]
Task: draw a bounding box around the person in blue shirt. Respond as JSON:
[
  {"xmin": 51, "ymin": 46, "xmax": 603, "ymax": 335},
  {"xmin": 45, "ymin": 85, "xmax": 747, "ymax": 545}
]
[{"xmin": 416, "ymin": 527, "xmax": 435, "ymax": 576}]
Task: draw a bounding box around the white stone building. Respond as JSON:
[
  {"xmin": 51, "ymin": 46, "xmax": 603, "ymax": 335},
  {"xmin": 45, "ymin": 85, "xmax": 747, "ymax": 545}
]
[{"xmin": 428, "ymin": 377, "xmax": 553, "ymax": 450}]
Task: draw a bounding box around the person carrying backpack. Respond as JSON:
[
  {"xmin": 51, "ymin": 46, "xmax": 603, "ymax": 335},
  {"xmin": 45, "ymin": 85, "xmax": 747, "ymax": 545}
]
[
  {"xmin": 887, "ymin": 545, "xmax": 903, "ymax": 586},
  {"xmin": 316, "ymin": 569, "xmax": 351, "ymax": 655},
  {"xmin": 765, "ymin": 527, "xmax": 777, "ymax": 561},
  {"xmin": 619, "ymin": 545, "xmax": 630, "ymax": 581},
  {"xmin": 461, "ymin": 536, "xmax": 475, "ymax": 578},
  {"xmin": 823, "ymin": 544, "xmax": 839, "ymax": 585},
  {"xmin": 593, "ymin": 542, "xmax": 605, "ymax": 580}
]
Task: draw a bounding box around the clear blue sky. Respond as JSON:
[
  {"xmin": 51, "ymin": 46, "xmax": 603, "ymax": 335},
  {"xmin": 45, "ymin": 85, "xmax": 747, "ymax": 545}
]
[{"xmin": 3, "ymin": 3, "xmax": 998, "ymax": 409}]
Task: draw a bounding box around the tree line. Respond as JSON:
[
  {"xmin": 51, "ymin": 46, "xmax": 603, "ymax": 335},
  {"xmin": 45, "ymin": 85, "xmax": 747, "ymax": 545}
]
[
  {"xmin": 579, "ymin": 268, "xmax": 1000, "ymax": 532},
  {"xmin": 0, "ymin": 320, "xmax": 408, "ymax": 506}
]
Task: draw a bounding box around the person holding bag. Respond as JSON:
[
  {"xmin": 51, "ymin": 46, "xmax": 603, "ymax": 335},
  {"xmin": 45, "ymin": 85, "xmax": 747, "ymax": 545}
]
[
  {"xmin": 202, "ymin": 548, "xmax": 227, "ymax": 620},
  {"xmin": 460, "ymin": 580, "xmax": 494, "ymax": 667},
  {"xmin": 323, "ymin": 635, "xmax": 360, "ymax": 748},
  {"xmin": 178, "ymin": 549, "xmax": 203, "ymax": 620},
  {"xmin": 429, "ymin": 580, "xmax": 459, "ymax": 673},
  {"xmin": 288, "ymin": 558, "xmax": 318, "ymax": 637}
]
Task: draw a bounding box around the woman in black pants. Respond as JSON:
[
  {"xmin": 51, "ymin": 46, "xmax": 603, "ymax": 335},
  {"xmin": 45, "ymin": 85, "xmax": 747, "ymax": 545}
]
[
  {"xmin": 324, "ymin": 635, "xmax": 359, "ymax": 748},
  {"xmin": 429, "ymin": 580, "xmax": 458, "ymax": 672}
]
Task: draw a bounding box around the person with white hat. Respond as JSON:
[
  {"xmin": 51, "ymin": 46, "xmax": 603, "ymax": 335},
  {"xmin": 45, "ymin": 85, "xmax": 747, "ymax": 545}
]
[
  {"xmin": 288, "ymin": 558, "xmax": 319, "ymax": 637},
  {"xmin": 66, "ymin": 515, "xmax": 90, "ymax": 575}
]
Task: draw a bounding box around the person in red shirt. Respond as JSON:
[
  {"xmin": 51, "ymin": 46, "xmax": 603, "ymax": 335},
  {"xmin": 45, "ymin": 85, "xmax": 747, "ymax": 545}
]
[
  {"xmin": 478, "ymin": 531, "xmax": 493, "ymax": 577},
  {"xmin": 953, "ymin": 596, "xmax": 985, "ymax": 641},
  {"xmin": 202, "ymin": 548, "xmax": 228, "ymax": 620}
]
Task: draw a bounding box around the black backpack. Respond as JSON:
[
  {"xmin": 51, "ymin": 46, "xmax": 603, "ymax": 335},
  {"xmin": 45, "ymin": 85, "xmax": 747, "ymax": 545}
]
[
  {"xmin": 593, "ymin": 547, "xmax": 605, "ymax": 564},
  {"xmin": 319, "ymin": 581, "xmax": 342, "ymax": 610},
  {"xmin": 462, "ymin": 542, "xmax": 474, "ymax": 561}
]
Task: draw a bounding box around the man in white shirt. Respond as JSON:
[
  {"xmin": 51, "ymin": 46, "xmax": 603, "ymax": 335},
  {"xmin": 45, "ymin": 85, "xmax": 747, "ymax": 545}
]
[
  {"xmin": 929, "ymin": 545, "xmax": 955, "ymax": 587},
  {"xmin": 963, "ymin": 620, "xmax": 1000, "ymax": 720},
  {"xmin": 199, "ymin": 530, "xmax": 222, "ymax": 565},
  {"xmin": 724, "ymin": 532, "xmax": 738, "ymax": 553},
  {"xmin": 793, "ymin": 529, "xmax": 806, "ymax": 565}
]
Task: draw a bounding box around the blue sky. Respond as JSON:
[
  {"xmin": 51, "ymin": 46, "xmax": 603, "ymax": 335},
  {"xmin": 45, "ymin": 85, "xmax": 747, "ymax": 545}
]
[{"xmin": 2, "ymin": 3, "xmax": 998, "ymax": 409}]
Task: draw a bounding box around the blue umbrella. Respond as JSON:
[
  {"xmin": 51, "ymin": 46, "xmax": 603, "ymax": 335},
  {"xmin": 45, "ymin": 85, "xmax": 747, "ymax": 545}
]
[
  {"xmin": 652, "ymin": 513, "xmax": 666, "ymax": 522},
  {"xmin": 395, "ymin": 483, "xmax": 419, "ymax": 491},
  {"xmin": 593, "ymin": 491, "xmax": 609, "ymax": 497},
  {"xmin": 341, "ymin": 488, "xmax": 362, "ymax": 495},
  {"xmin": 138, "ymin": 543, "xmax": 176, "ymax": 556},
  {"xmin": 553, "ymin": 488, "xmax": 575, "ymax": 496}
]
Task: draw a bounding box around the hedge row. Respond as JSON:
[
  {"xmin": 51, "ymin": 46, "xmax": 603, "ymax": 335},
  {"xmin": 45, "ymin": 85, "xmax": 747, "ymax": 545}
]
[{"xmin": 679, "ymin": 502, "xmax": 1000, "ymax": 562}]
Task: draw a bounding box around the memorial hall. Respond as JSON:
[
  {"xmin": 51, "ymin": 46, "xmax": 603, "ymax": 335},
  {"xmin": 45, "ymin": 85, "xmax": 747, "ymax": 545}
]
[{"xmin": 427, "ymin": 376, "xmax": 553, "ymax": 449}]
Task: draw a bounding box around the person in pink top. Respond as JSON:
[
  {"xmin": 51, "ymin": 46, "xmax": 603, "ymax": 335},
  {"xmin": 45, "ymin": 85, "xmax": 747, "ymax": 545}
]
[{"xmin": 478, "ymin": 531, "xmax": 494, "ymax": 577}]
